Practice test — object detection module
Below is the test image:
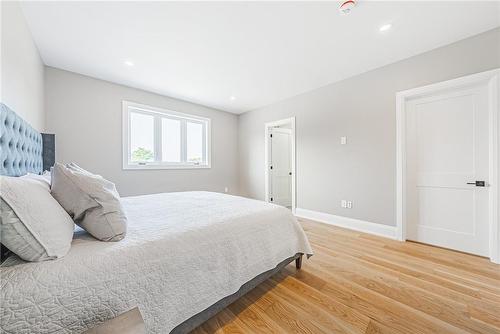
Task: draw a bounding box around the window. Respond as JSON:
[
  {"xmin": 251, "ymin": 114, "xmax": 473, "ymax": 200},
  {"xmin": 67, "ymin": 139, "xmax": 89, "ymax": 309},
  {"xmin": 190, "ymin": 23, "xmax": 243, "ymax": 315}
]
[{"xmin": 123, "ymin": 101, "xmax": 210, "ymax": 169}]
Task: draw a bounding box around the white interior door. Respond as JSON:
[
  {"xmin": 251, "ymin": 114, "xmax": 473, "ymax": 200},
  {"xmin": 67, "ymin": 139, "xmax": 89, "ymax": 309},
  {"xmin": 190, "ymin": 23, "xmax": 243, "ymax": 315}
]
[
  {"xmin": 406, "ymin": 84, "xmax": 490, "ymax": 256},
  {"xmin": 270, "ymin": 127, "xmax": 292, "ymax": 207}
]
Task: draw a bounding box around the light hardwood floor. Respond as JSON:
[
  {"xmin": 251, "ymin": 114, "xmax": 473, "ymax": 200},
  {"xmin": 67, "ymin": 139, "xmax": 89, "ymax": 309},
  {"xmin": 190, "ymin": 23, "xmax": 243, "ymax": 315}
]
[{"xmin": 191, "ymin": 219, "xmax": 500, "ymax": 334}]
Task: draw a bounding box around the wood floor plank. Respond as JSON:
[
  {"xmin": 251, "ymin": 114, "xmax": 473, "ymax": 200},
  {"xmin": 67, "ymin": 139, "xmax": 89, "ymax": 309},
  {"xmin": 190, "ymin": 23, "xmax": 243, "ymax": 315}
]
[
  {"xmin": 311, "ymin": 252, "xmax": 495, "ymax": 334},
  {"xmin": 251, "ymin": 284, "xmax": 329, "ymax": 334},
  {"xmin": 307, "ymin": 228, "xmax": 500, "ymax": 297},
  {"xmin": 191, "ymin": 219, "xmax": 500, "ymax": 334},
  {"xmin": 226, "ymin": 293, "xmax": 282, "ymax": 334},
  {"xmin": 271, "ymin": 271, "xmax": 371, "ymax": 333},
  {"xmin": 266, "ymin": 276, "xmax": 368, "ymax": 334},
  {"xmin": 200, "ymin": 308, "xmax": 253, "ymax": 334},
  {"xmin": 364, "ymin": 320, "xmax": 404, "ymax": 334},
  {"xmin": 468, "ymin": 305, "xmax": 500, "ymax": 330},
  {"xmin": 307, "ymin": 239, "xmax": 500, "ymax": 318},
  {"xmin": 307, "ymin": 262, "xmax": 470, "ymax": 334}
]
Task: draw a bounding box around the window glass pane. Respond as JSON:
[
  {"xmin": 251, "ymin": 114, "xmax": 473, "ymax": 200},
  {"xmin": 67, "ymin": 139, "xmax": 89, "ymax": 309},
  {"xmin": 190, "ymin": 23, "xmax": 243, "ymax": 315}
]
[
  {"xmin": 187, "ymin": 121, "xmax": 204, "ymax": 164},
  {"xmin": 161, "ymin": 118, "xmax": 181, "ymax": 162},
  {"xmin": 130, "ymin": 111, "xmax": 155, "ymax": 162}
]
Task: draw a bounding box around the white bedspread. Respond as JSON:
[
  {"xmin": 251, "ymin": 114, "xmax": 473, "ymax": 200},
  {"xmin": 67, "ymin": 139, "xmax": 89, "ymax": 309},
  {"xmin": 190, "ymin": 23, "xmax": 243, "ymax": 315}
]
[{"xmin": 1, "ymin": 192, "xmax": 312, "ymax": 334}]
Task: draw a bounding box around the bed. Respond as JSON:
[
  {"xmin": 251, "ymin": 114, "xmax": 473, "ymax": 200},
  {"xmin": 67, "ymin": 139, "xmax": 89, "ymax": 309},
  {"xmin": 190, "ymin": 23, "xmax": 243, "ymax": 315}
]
[{"xmin": 0, "ymin": 103, "xmax": 313, "ymax": 334}]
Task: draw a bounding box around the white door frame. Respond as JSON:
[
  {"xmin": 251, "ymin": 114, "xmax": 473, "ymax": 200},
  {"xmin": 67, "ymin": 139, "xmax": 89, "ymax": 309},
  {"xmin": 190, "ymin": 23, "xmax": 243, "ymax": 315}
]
[
  {"xmin": 265, "ymin": 117, "xmax": 296, "ymax": 213},
  {"xmin": 396, "ymin": 68, "xmax": 500, "ymax": 263}
]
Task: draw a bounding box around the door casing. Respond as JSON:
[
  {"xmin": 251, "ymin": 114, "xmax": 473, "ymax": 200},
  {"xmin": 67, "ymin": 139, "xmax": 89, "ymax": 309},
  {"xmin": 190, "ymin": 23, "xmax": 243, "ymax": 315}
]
[{"xmin": 396, "ymin": 68, "xmax": 500, "ymax": 263}]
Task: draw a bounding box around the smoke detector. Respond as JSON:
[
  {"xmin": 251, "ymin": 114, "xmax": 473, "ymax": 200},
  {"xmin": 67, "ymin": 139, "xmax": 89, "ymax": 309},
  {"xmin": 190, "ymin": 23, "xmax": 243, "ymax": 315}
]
[{"xmin": 339, "ymin": 0, "xmax": 356, "ymax": 15}]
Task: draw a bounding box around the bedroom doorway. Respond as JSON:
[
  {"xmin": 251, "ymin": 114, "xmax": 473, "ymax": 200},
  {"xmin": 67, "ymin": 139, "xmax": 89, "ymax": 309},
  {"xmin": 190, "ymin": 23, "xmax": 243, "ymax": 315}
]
[
  {"xmin": 265, "ymin": 117, "xmax": 296, "ymax": 213},
  {"xmin": 396, "ymin": 69, "xmax": 499, "ymax": 263}
]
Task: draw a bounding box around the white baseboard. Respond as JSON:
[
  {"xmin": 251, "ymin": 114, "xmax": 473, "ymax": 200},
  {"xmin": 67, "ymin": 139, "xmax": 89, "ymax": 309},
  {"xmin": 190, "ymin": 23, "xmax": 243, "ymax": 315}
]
[{"xmin": 295, "ymin": 208, "xmax": 398, "ymax": 240}]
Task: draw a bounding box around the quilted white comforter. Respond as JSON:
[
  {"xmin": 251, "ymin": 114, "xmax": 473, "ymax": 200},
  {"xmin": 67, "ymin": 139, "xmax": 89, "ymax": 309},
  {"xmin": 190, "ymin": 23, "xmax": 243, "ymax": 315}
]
[{"xmin": 0, "ymin": 191, "xmax": 313, "ymax": 333}]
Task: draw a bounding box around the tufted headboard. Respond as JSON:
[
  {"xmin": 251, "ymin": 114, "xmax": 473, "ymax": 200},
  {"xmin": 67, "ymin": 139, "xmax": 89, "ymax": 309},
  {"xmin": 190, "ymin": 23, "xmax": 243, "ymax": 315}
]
[
  {"xmin": 0, "ymin": 103, "xmax": 44, "ymax": 176},
  {"xmin": 0, "ymin": 103, "xmax": 56, "ymax": 261}
]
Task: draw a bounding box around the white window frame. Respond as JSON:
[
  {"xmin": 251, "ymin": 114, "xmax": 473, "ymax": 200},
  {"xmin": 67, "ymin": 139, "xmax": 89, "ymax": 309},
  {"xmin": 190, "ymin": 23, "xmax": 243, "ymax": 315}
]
[{"xmin": 122, "ymin": 101, "xmax": 211, "ymax": 170}]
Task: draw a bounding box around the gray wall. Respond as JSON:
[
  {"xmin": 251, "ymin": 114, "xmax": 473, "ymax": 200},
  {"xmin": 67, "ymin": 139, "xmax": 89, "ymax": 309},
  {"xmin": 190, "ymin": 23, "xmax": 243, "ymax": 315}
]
[
  {"xmin": 1, "ymin": 1, "xmax": 45, "ymax": 131},
  {"xmin": 238, "ymin": 27, "xmax": 500, "ymax": 227},
  {"xmin": 45, "ymin": 67, "xmax": 239, "ymax": 197}
]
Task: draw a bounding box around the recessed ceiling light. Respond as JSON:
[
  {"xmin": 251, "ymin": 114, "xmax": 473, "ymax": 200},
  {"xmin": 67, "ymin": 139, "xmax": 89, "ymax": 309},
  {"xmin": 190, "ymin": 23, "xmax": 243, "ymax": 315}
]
[
  {"xmin": 230, "ymin": 96, "xmax": 236, "ymax": 101},
  {"xmin": 379, "ymin": 23, "xmax": 392, "ymax": 32},
  {"xmin": 124, "ymin": 60, "xmax": 134, "ymax": 66}
]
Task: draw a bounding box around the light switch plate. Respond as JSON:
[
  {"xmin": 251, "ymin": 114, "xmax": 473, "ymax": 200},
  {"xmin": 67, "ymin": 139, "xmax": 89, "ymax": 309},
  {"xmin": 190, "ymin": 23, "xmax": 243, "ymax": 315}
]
[{"xmin": 341, "ymin": 136, "xmax": 347, "ymax": 145}]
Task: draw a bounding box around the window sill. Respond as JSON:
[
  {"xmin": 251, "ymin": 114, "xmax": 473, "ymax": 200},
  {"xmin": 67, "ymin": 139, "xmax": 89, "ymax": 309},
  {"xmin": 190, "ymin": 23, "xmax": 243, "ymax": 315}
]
[{"xmin": 123, "ymin": 163, "xmax": 211, "ymax": 170}]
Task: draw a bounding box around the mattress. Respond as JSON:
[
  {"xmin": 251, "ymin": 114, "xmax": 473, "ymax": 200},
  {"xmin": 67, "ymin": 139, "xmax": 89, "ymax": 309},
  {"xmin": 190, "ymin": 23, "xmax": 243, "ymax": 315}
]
[{"xmin": 0, "ymin": 191, "xmax": 313, "ymax": 334}]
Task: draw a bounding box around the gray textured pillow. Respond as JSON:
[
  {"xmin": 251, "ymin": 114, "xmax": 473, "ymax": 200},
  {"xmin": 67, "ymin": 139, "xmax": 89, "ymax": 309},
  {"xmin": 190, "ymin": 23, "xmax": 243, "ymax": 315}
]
[
  {"xmin": 51, "ymin": 163, "xmax": 127, "ymax": 241},
  {"xmin": 0, "ymin": 176, "xmax": 74, "ymax": 261}
]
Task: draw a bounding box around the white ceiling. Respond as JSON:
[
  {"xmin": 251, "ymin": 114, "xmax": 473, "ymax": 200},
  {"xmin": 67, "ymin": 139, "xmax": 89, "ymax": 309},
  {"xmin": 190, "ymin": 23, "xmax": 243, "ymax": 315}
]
[{"xmin": 21, "ymin": 1, "xmax": 500, "ymax": 114}]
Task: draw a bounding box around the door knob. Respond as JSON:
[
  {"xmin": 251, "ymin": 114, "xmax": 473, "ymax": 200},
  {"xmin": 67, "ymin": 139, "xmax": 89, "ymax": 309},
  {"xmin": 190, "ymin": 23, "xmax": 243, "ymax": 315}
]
[{"xmin": 467, "ymin": 181, "xmax": 486, "ymax": 187}]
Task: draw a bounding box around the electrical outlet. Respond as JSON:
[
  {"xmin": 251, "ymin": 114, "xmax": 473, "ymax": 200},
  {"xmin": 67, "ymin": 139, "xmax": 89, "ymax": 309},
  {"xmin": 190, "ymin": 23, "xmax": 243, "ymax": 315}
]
[
  {"xmin": 341, "ymin": 200, "xmax": 347, "ymax": 208},
  {"xmin": 340, "ymin": 136, "xmax": 347, "ymax": 145},
  {"xmin": 224, "ymin": 187, "xmax": 229, "ymax": 193},
  {"xmin": 347, "ymin": 201, "xmax": 353, "ymax": 209}
]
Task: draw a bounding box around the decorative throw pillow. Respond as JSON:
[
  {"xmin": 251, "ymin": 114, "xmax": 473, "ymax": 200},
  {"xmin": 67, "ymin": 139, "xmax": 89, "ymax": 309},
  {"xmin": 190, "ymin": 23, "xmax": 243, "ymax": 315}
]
[
  {"xmin": 0, "ymin": 176, "xmax": 74, "ymax": 261},
  {"xmin": 51, "ymin": 163, "xmax": 127, "ymax": 241}
]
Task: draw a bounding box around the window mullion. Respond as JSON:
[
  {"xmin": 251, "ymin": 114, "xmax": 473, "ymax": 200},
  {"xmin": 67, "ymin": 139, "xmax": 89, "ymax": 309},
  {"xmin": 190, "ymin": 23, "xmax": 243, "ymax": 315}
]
[
  {"xmin": 154, "ymin": 116, "xmax": 162, "ymax": 163},
  {"xmin": 202, "ymin": 123, "xmax": 207, "ymax": 164},
  {"xmin": 127, "ymin": 109, "xmax": 132, "ymax": 164},
  {"xmin": 181, "ymin": 119, "xmax": 187, "ymax": 163}
]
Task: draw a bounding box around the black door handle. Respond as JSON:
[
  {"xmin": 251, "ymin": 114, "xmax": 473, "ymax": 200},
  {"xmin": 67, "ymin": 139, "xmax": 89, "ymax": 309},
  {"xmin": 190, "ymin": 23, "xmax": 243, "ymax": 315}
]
[{"xmin": 467, "ymin": 181, "xmax": 486, "ymax": 187}]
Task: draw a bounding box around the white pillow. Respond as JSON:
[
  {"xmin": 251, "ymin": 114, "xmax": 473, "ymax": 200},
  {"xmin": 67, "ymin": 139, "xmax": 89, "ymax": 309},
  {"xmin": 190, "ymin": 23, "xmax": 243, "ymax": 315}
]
[
  {"xmin": 0, "ymin": 176, "xmax": 74, "ymax": 261},
  {"xmin": 51, "ymin": 163, "xmax": 127, "ymax": 241},
  {"xmin": 22, "ymin": 170, "xmax": 51, "ymax": 186}
]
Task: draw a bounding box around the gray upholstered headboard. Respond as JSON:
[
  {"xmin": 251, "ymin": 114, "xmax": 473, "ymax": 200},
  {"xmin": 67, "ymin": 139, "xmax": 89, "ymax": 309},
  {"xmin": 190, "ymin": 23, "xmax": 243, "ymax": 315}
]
[
  {"xmin": 0, "ymin": 102, "xmax": 55, "ymax": 261},
  {"xmin": 0, "ymin": 103, "xmax": 50, "ymax": 176}
]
